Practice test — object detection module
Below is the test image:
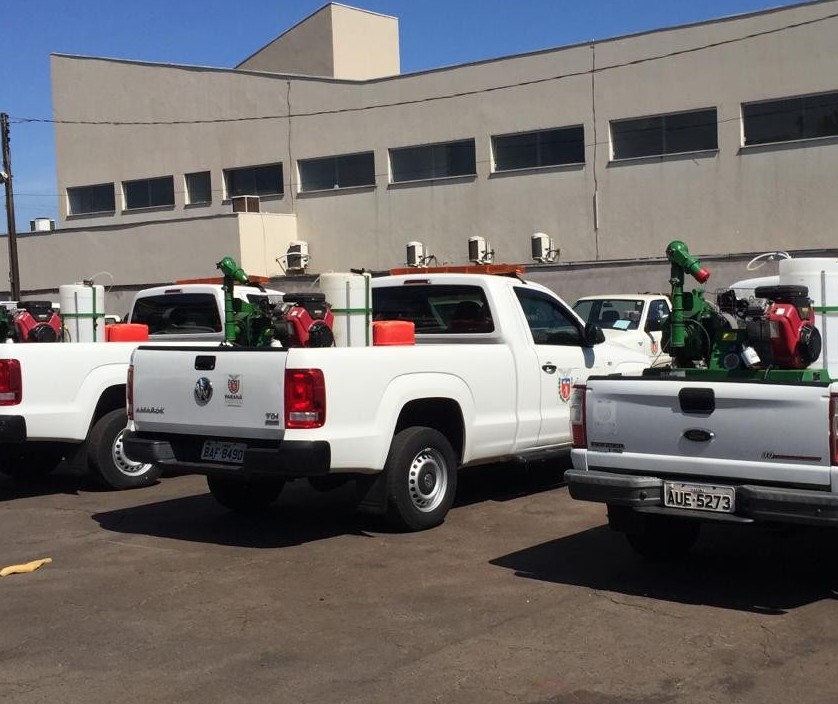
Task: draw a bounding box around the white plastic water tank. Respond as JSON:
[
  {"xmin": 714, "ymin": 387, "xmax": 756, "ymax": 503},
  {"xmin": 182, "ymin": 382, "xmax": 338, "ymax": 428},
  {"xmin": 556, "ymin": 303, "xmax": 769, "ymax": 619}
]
[
  {"xmin": 318, "ymin": 272, "xmax": 372, "ymax": 347},
  {"xmin": 59, "ymin": 283, "xmax": 106, "ymax": 343},
  {"xmin": 779, "ymin": 257, "xmax": 838, "ymax": 375}
]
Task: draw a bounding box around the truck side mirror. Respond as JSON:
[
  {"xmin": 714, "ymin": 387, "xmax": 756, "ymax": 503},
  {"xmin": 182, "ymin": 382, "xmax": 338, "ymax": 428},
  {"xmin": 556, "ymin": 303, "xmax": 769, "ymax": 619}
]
[{"xmin": 584, "ymin": 322, "xmax": 605, "ymax": 347}]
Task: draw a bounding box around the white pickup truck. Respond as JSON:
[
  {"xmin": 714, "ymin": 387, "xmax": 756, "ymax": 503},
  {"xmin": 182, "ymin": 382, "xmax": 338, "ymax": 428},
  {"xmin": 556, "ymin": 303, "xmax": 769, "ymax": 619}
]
[
  {"xmin": 565, "ymin": 253, "xmax": 838, "ymax": 559},
  {"xmin": 0, "ymin": 283, "xmax": 280, "ymax": 489},
  {"xmin": 123, "ymin": 271, "xmax": 649, "ymax": 531},
  {"xmin": 572, "ymin": 294, "xmax": 672, "ymax": 366}
]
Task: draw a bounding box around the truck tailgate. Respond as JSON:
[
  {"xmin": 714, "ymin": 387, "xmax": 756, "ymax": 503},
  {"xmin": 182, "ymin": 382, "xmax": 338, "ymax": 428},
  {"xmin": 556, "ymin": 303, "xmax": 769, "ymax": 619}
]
[
  {"xmin": 583, "ymin": 377, "xmax": 832, "ymax": 486},
  {"xmin": 131, "ymin": 346, "xmax": 287, "ymax": 439}
]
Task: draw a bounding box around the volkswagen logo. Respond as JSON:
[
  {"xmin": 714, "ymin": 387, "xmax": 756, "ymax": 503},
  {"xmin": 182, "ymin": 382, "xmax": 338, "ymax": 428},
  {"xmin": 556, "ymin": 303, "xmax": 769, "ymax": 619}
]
[{"xmin": 194, "ymin": 377, "xmax": 213, "ymax": 405}]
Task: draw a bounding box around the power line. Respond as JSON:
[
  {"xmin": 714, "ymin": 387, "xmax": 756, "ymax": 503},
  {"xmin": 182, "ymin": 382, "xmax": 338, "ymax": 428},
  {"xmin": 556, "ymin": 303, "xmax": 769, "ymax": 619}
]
[{"xmin": 10, "ymin": 9, "xmax": 838, "ymax": 127}]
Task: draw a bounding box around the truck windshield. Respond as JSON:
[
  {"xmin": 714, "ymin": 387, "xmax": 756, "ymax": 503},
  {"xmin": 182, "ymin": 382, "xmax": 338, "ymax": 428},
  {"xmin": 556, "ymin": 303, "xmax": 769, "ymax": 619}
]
[
  {"xmin": 131, "ymin": 293, "xmax": 222, "ymax": 334},
  {"xmin": 573, "ymin": 298, "xmax": 644, "ymax": 331},
  {"xmin": 372, "ymin": 285, "xmax": 494, "ymax": 334}
]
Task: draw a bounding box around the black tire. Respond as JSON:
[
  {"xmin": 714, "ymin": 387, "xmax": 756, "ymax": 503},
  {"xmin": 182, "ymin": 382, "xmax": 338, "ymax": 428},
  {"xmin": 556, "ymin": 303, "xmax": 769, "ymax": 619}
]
[
  {"xmin": 0, "ymin": 443, "xmax": 66, "ymax": 481},
  {"xmin": 625, "ymin": 515, "xmax": 701, "ymax": 561},
  {"xmin": 87, "ymin": 408, "xmax": 162, "ymax": 490},
  {"xmin": 207, "ymin": 475, "xmax": 285, "ymax": 513},
  {"xmin": 384, "ymin": 427, "xmax": 458, "ymax": 532}
]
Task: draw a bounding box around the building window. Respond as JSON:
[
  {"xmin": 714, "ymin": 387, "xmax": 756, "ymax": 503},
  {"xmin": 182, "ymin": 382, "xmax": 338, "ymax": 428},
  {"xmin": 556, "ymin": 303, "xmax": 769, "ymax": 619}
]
[
  {"xmin": 123, "ymin": 176, "xmax": 175, "ymax": 210},
  {"xmin": 390, "ymin": 139, "xmax": 476, "ymax": 183},
  {"xmin": 67, "ymin": 183, "xmax": 115, "ymax": 216},
  {"xmin": 492, "ymin": 126, "xmax": 585, "ymax": 171},
  {"xmin": 185, "ymin": 171, "xmax": 212, "ymax": 205},
  {"xmin": 299, "ymin": 152, "xmax": 375, "ymax": 192},
  {"xmin": 742, "ymin": 91, "xmax": 838, "ymax": 146},
  {"xmin": 611, "ymin": 109, "xmax": 718, "ymax": 160},
  {"xmin": 224, "ymin": 164, "xmax": 283, "ymax": 198}
]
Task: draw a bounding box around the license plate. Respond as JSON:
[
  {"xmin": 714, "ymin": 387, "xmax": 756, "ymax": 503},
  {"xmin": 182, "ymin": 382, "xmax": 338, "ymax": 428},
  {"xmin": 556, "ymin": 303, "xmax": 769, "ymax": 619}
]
[
  {"xmin": 200, "ymin": 440, "xmax": 246, "ymax": 464},
  {"xmin": 663, "ymin": 481, "xmax": 735, "ymax": 513}
]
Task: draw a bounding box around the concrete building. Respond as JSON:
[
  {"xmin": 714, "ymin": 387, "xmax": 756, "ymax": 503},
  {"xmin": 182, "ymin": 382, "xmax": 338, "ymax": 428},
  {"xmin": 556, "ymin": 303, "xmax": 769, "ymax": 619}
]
[{"xmin": 9, "ymin": 1, "xmax": 838, "ymax": 310}]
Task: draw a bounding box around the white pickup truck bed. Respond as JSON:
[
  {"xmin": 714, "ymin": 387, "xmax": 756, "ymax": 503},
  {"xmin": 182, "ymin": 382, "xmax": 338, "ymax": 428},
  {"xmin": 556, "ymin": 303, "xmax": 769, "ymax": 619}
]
[{"xmin": 565, "ymin": 373, "xmax": 838, "ymax": 558}]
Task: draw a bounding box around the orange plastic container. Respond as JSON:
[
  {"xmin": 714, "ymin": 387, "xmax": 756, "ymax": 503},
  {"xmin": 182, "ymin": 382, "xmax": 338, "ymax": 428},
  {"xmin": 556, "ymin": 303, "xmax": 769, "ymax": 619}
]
[
  {"xmin": 106, "ymin": 323, "xmax": 149, "ymax": 342},
  {"xmin": 372, "ymin": 320, "xmax": 415, "ymax": 346}
]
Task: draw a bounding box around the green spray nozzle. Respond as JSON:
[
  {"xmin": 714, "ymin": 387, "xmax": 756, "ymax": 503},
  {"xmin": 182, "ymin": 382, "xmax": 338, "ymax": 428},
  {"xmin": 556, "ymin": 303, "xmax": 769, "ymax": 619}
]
[
  {"xmin": 216, "ymin": 256, "xmax": 249, "ymax": 285},
  {"xmin": 665, "ymin": 240, "xmax": 710, "ymax": 284}
]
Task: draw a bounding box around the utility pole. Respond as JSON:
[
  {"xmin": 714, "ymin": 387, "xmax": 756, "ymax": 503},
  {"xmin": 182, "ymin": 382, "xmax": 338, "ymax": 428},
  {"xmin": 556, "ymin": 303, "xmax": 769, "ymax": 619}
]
[{"xmin": 1, "ymin": 113, "xmax": 21, "ymax": 301}]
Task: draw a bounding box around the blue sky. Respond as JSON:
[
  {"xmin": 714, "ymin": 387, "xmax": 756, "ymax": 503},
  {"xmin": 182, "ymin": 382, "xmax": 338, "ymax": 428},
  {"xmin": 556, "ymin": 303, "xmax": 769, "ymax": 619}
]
[{"xmin": 0, "ymin": 0, "xmax": 809, "ymax": 232}]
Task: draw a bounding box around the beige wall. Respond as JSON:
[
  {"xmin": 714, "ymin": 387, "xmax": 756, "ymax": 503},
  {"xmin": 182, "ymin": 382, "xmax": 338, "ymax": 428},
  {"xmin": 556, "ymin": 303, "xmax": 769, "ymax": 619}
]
[
  {"xmin": 238, "ymin": 212, "xmax": 299, "ymax": 277},
  {"xmin": 47, "ymin": 1, "xmax": 838, "ymax": 304},
  {"xmin": 236, "ymin": 3, "xmax": 399, "ymax": 80}
]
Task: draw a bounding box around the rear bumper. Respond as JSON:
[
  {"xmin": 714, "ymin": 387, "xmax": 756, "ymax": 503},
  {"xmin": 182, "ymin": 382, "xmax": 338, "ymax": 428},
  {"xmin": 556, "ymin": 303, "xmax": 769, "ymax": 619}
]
[
  {"xmin": 564, "ymin": 468, "xmax": 838, "ymax": 527},
  {"xmin": 123, "ymin": 430, "xmax": 330, "ymax": 478},
  {"xmin": 0, "ymin": 415, "xmax": 27, "ymax": 443}
]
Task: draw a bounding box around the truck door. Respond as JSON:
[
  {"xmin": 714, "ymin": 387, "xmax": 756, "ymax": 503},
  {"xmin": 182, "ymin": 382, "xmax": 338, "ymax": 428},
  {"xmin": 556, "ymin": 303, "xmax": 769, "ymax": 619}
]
[{"xmin": 514, "ymin": 287, "xmax": 596, "ymax": 447}]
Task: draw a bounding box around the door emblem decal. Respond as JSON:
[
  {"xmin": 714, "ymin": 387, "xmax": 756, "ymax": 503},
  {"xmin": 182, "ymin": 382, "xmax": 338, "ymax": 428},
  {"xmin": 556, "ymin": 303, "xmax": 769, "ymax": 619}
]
[{"xmin": 194, "ymin": 377, "xmax": 213, "ymax": 405}]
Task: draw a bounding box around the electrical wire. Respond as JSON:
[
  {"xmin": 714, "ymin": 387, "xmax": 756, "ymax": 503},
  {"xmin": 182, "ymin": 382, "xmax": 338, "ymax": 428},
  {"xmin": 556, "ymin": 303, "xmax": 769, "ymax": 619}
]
[{"xmin": 9, "ymin": 9, "xmax": 838, "ymax": 127}]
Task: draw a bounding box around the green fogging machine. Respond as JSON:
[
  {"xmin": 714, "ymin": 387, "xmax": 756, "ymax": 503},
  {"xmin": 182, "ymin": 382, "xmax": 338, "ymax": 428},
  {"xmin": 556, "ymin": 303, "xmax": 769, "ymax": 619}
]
[
  {"xmin": 216, "ymin": 256, "xmax": 334, "ymax": 348},
  {"xmin": 662, "ymin": 240, "xmax": 822, "ymax": 375}
]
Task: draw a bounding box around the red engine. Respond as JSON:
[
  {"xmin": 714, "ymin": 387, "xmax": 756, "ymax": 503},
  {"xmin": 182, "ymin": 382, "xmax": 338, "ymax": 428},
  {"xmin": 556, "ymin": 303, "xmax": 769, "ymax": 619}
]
[
  {"xmin": 747, "ymin": 285, "xmax": 821, "ymax": 369},
  {"xmin": 274, "ymin": 293, "xmax": 334, "ymax": 348},
  {"xmin": 14, "ymin": 301, "xmax": 62, "ymax": 343}
]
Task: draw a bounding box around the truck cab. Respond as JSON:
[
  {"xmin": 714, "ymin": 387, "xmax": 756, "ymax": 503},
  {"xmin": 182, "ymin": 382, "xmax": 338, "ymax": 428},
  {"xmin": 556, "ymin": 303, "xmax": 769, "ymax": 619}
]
[
  {"xmin": 127, "ymin": 283, "xmax": 284, "ymax": 342},
  {"xmin": 573, "ymin": 294, "xmax": 672, "ymax": 366}
]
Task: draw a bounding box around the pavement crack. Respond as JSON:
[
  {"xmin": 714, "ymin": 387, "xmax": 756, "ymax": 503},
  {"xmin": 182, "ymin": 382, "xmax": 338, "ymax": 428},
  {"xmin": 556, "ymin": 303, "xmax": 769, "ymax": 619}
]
[{"xmin": 591, "ymin": 589, "xmax": 685, "ymax": 619}]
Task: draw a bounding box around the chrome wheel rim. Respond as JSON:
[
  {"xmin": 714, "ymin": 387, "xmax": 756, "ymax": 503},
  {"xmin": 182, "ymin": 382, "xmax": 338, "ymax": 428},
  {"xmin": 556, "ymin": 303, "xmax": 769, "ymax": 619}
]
[
  {"xmin": 408, "ymin": 447, "xmax": 448, "ymax": 513},
  {"xmin": 112, "ymin": 429, "xmax": 152, "ymax": 477}
]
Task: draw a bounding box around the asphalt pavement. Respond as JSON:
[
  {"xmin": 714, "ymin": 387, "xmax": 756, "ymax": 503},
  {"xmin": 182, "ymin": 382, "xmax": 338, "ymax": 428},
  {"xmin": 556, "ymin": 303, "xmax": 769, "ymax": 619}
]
[{"xmin": 1, "ymin": 461, "xmax": 837, "ymax": 704}]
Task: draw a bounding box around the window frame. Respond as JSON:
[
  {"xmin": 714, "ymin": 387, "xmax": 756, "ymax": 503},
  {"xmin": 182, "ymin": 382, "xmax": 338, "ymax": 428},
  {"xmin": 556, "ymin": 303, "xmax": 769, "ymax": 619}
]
[
  {"xmin": 298, "ymin": 151, "xmax": 376, "ymax": 193},
  {"xmin": 184, "ymin": 171, "xmax": 212, "ymax": 206},
  {"xmin": 514, "ymin": 287, "xmax": 585, "ymax": 347},
  {"xmin": 389, "ymin": 139, "xmax": 477, "ymax": 184},
  {"xmin": 122, "ymin": 175, "xmax": 176, "ymax": 211},
  {"xmin": 492, "ymin": 125, "xmax": 585, "ymax": 173},
  {"xmin": 610, "ymin": 108, "xmax": 719, "ymax": 161},
  {"xmin": 223, "ymin": 163, "xmax": 284, "ymax": 200},
  {"xmin": 66, "ymin": 183, "xmax": 116, "ymax": 216},
  {"xmin": 741, "ymin": 90, "xmax": 838, "ymax": 147}
]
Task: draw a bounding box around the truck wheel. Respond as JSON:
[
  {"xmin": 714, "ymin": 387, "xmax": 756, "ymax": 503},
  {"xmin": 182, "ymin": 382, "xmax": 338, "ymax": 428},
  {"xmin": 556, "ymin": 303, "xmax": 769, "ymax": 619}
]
[
  {"xmin": 206, "ymin": 475, "xmax": 285, "ymax": 513},
  {"xmin": 625, "ymin": 515, "xmax": 701, "ymax": 561},
  {"xmin": 87, "ymin": 408, "xmax": 162, "ymax": 490},
  {"xmin": 385, "ymin": 427, "xmax": 458, "ymax": 532}
]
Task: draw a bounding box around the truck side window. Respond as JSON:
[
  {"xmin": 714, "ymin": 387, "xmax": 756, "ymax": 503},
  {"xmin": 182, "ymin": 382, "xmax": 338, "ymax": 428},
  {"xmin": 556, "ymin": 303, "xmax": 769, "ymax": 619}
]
[
  {"xmin": 514, "ymin": 288, "xmax": 582, "ymax": 346},
  {"xmin": 372, "ymin": 285, "xmax": 494, "ymax": 334},
  {"xmin": 645, "ymin": 299, "xmax": 670, "ymax": 333}
]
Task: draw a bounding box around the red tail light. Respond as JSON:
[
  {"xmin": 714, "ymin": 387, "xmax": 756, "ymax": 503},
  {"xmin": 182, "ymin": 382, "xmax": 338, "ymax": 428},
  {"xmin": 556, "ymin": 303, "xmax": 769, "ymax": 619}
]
[
  {"xmin": 830, "ymin": 393, "xmax": 838, "ymax": 465},
  {"xmin": 0, "ymin": 359, "xmax": 22, "ymax": 406},
  {"xmin": 285, "ymin": 369, "xmax": 326, "ymax": 429},
  {"xmin": 126, "ymin": 364, "xmax": 134, "ymax": 420},
  {"xmin": 570, "ymin": 384, "xmax": 587, "ymax": 449}
]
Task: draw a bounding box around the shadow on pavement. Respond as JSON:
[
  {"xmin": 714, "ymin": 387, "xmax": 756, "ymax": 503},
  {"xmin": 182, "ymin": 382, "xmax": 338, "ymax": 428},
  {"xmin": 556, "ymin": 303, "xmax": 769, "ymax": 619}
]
[
  {"xmin": 93, "ymin": 479, "xmax": 374, "ymax": 548},
  {"xmin": 0, "ymin": 464, "xmax": 87, "ymax": 501},
  {"xmin": 455, "ymin": 457, "xmax": 569, "ymax": 508},
  {"xmin": 490, "ymin": 521, "xmax": 838, "ymax": 614},
  {"xmin": 92, "ymin": 458, "xmax": 570, "ymax": 548}
]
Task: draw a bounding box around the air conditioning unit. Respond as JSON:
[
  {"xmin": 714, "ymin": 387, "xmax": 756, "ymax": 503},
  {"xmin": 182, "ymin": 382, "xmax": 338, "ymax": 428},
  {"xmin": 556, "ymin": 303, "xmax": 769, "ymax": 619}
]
[
  {"xmin": 30, "ymin": 218, "xmax": 56, "ymax": 232},
  {"xmin": 231, "ymin": 195, "xmax": 260, "ymax": 213},
  {"xmin": 531, "ymin": 232, "xmax": 559, "ymax": 263},
  {"xmin": 406, "ymin": 241, "xmax": 426, "ymax": 267},
  {"xmin": 468, "ymin": 236, "xmax": 493, "ymax": 265},
  {"xmin": 286, "ymin": 241, "xmax": 310, "ymax": 271}
]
